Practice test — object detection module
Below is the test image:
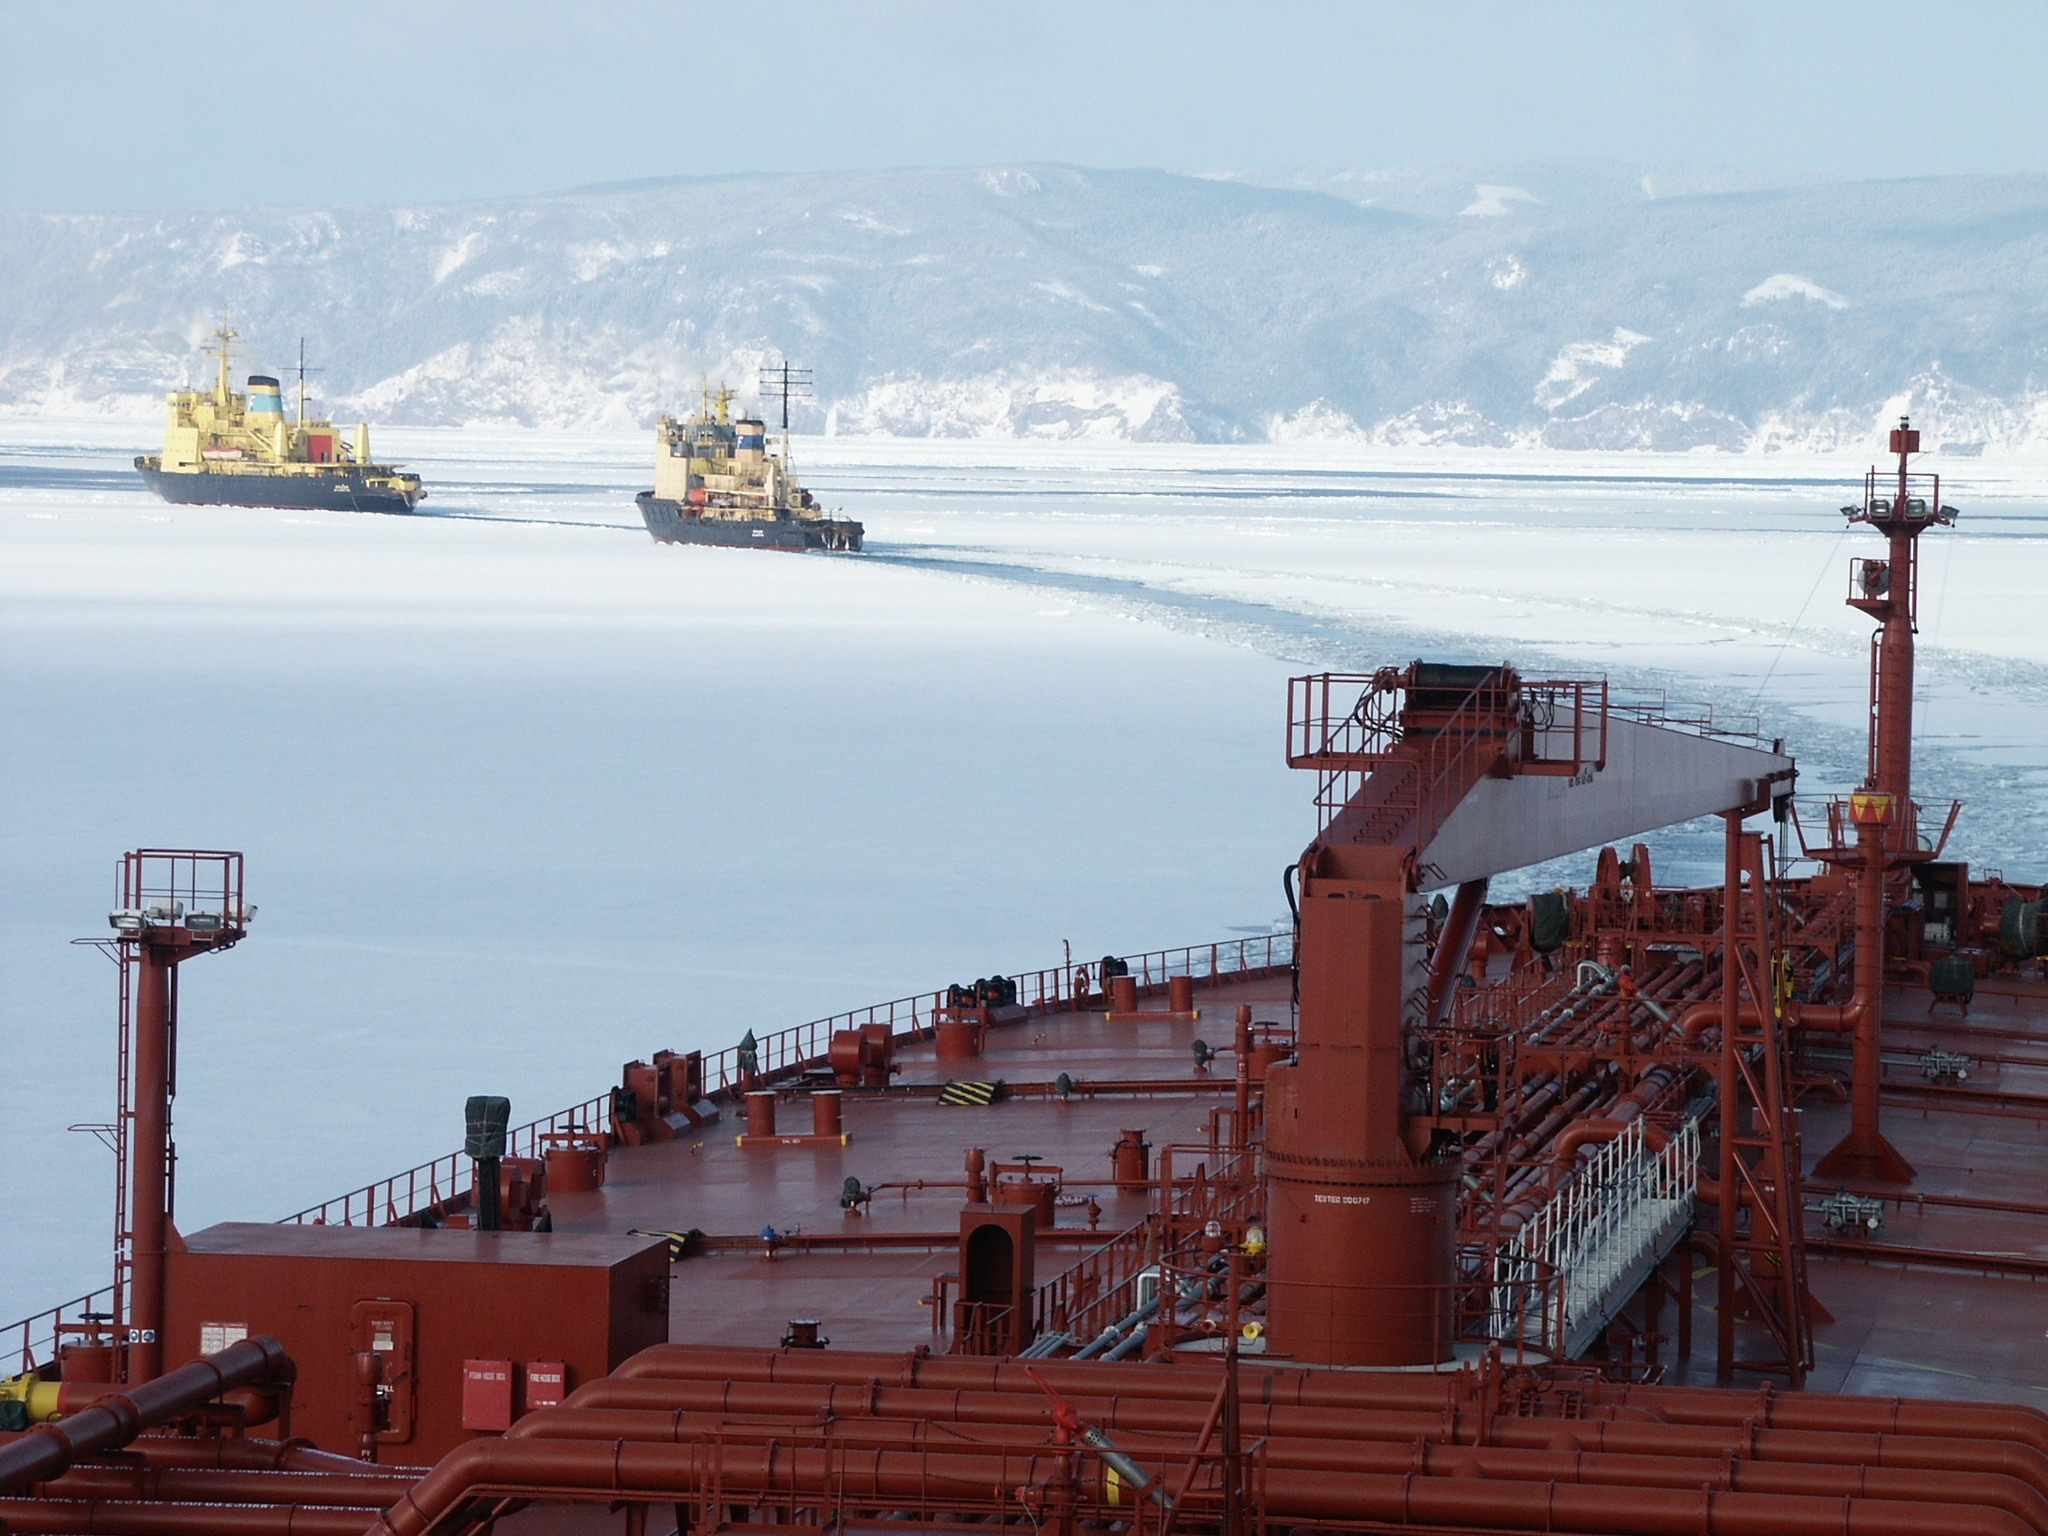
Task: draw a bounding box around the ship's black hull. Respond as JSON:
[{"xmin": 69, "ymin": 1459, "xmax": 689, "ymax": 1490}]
[
  {"xmin": 637, "ymin": 493, "xmax": 862, "ymax": 552},
  {"xmin": 135, "ymin": 460, "xmax": 422, "ymax": 514}
]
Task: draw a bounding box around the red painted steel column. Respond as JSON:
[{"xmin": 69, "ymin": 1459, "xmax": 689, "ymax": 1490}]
[
  {"xmin": 1814, "ymin": 812, "xmax": 1915, "ymax": 1183},
  {"xmin": 1264, "ymin": 849, "xmax": 1456, "ymax": 1366},
  {"xmin": 1817, "ymin": 427, "xmax": 1938, "ymax": 1184},
  {"xmin": 1871, "ymin": 434, "xmax": 1923, "ymax": 805},
  {"xmin": 1232, "ymin": 1007, "xmax": 1251, "ymax": 1147},
  {"xmin": 1875, "ymin": 515, "xmax": 1917, "ymax": 802},
  {"xmin": 1715, "ymin": 813, "xmax": 1740, "ymax": 1378},
  {"xmin": 128, "ymin": 944, "xmax": 175, "ymax": 1384},
  {"xmin": 1424, "ymin": 878, "xmax": 1489, "ymax": 1031}
]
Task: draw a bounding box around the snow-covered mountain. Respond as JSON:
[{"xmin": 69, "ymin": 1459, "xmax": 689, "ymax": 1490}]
[{"xmin": 2, "ymin": 163, "xmax": 2044, "ymax": 449}]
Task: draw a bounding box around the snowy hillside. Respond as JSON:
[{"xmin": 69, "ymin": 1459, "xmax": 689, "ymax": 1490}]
[{"xmin": 2, "ymin": 164, "xmax": 2044, "ymax": 449}]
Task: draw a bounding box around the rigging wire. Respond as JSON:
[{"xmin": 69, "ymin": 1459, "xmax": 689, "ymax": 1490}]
[
  {"xmin": 1750, "ymin": 522, "xmax": 1853, "ymax": 710},
  {"xmin": 1914, "ymin": 519, "xmax": 1958, "ymax": 735}
]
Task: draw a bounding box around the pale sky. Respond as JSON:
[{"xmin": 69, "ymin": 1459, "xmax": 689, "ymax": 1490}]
[{"xmin": 2, "ymin": 0, "xmax": 2044, "ymax": 211}]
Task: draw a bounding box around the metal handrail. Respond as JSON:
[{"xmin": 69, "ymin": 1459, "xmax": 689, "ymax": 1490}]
[
  {"xmin": 276, "ymin": 932, "xmax": 1293, "ymax": 1229},
  {"xmin": 1034, "ymin": 1218, "xmax": 1152, "ymax": 1344},
  {"xmin": 1610, "ymin": 687, "xmax": 1768, "ymax": 746},
  {"xmin": 1032, "ymin": 1141, "xmax": 1266, "ymax": 1351},
  {"xmin": 1292, "ymin": 668, "xmax": 1610, "ymax": 840},
  {"xmin": 3, "ymin": 1285, "xmax": 117, "ymax": 1377},
  {"xmin": 1490, "ymin": 1118, "xmax": 1698, "ymax": 1355}
]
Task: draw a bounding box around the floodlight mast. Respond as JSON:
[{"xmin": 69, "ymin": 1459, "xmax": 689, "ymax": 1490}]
[
  {"xmin": 1842, "ymin": 416, "xmax": 1954, "ymax": 807},
  {"xmin": 103, "ymin": 850, "xmax": 252, "ymax": 1383},
  {"xmin": 1812, "ymin": 416, "xmax": 1958, "ymax": 1186}
]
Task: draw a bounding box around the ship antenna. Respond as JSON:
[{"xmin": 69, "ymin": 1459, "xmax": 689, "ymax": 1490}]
[
  {"xmin": 758, "ymin": 359, "xmax": 814, "ymax": 485},
  {"xmin": 291, "ymin": 340, "xmax": 323, "ymax": 429}
]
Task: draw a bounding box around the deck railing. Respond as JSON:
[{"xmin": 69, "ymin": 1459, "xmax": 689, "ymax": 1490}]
[
  {"xmin": 1289, "ymin": 668, "xmax": 1607, "ymax": 841},
  {"xmin": 1611, "ymin": 687, "xmax": 1768, "ymax": 747},
  {"xmin": 1033, "ymin": 1218, "xmax": 1153, "ymax": 1345},
  {"xmin": 279, "ymin": 1093, "xmax": 615, "ymax": 1229},
  {"xmin": 4, "ymin": 1284, "xmax": 116, "ymax": 1377},
  {"xmin": 275, "ymin": 932, "xmax": 1292, "ymax": 1230},
  {"xmin": 9, "ymin": 935, "xmax": 1292, "ymax": 1372}
]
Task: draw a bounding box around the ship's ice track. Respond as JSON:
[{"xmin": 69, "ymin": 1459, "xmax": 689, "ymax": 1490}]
[
  {"xmin": 413, "ymin": 507, "xmax": 642, "ymax": 533},
  {"xmin": 864, "ymin": 542, "xmax": 2048, "ymax": 889}
]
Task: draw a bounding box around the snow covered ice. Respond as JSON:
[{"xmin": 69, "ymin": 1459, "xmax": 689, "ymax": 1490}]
[{"xmin": 3, "ymin": 418, "xmax": 2045, "ymax": 1322}]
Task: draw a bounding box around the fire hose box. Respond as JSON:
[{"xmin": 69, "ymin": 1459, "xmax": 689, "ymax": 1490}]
[{"xmin": 522, "ymin": 1360, "xmax": 567, "ymax": 1413}]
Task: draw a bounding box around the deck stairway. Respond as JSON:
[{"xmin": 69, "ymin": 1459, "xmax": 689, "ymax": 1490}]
[{"xmin": 1490, "ymin": 1118, "xmax": 1699, "ymax": 1358}]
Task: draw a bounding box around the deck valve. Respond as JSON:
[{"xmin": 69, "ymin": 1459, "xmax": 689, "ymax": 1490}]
[
  {"xmin": 1919, "ymin": 1047, "xmax": 1971, "ymax": 1084},
  {"xmin": 1024, "ymin": 1366, "xmax": 1171, "ymax": 1511},
  {"xmin": 1811, "ymin": 1187, "xmax": 1884, "ymax": 1234}
]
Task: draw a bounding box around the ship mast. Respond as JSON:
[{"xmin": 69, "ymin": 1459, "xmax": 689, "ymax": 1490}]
[
  {"xmin": 290, "ymin": 340, "xmax": 322, "ymax": 434},
  {"xmin": 207, "ymin": 317, "xmax": 239, "ymax": 406},
  {"xmin": 759, "ymin": 360, "xmax": 814, "ymax": 496},
  {"xmin": 1812, "ymin": 414, "xmax": 1959, "ymax": 1186}
]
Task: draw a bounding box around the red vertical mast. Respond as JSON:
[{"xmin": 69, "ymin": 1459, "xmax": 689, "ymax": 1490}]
[
  {"xmin": 1860, "ymin": 418, "xmax": 1948, "ymax": 802},
  {"xmin": 1813, "ymin": 419, "xmax": 1955, "ymax": 1183},
  {"xmin": 106, "ymin": 852, "xmax": 251, "ymax": 1382}
]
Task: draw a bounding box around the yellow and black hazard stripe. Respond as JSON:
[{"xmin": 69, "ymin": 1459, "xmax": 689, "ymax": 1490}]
[
  {"xmin": 628, "ymin": 1227, "xmax": 697, "ymax": 1261},
  {"xmin": 936, "ymin": 1080, "xmax": 999, "ymax": 1107}
]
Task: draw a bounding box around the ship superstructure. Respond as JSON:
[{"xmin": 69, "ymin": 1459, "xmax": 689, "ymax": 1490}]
[
  {"xmin": 636, "ymin": 377, "xmax": 862, "ymax": 552},
  {"xmin": 133, "ymin": 321, "xmax": 423, "ymax": 513},
  {"xmin": 6, "ymin": 426, "xmax": 2048, "ymax": 1536}
]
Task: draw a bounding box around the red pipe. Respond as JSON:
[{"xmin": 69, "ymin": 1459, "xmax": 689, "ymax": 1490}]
[
  {"xmin": 559, "ymin": 1373, "xmax": 2048, "ymax": 1499},
  {"xmin": 601, "ymin": 1348, "xmax": 2048, "ymax": 1496},
  {"xmin": 0, "ymin": 1338, "xmax": 295, "ymax": 1496},
  {"xmin": 1597, "ymin": 1385, "xmax": 2048, "ymax": 1458},
  {"xmin": 361, "ymin": 1432, "xmax": 2037, "ymax": 1536},
  {"xmin": 1493, "ymin": 1071, "xmax": 1683, "ymax": 1229},
  {"xmin": 26, "ymin": 1382, "xmax": 294, "ymax": 1434},
  {"xmin": 1492, "ymin": 1419, "xmax": 2048, "ymax": 1499},
  {"xmin": 562, "ymin": 1372, "xmax": 1462, "ymax": 1440},
  {"xmin": 368, "ymin": 1437, "xmax": 1079, "ymax": 1536},
  {"xmin": 85, "ymin": 1440, "xmax": 426, "ymax": 1478},
  {"xmin": 1357, "ymin": 1443, "xmax": 2047, "ymax": 1533},
  {"xmin": 1548, "ymin": 1109, "xmax": 1665, "ymax": 1162},
  {"xmin": 563, "ymin": 1379, "xmax": 1474, "ymax": 1442},
  {"xmin": 0, "ymin": 1499, "xmax": 374, "ymax": 1536},
  {"xmin": 610, "ymin": 1344, "xmax": 2048, "ymax": 1455},
  {"xmin": 1261, "ymin": 1470, "xmax": 2033, "ymax": 1536},
  {"xmin": 612, "ymin": 1343, "xmax": 1470, "ymax": 1409},
  {"xmin": 1425, "ymin": 878, "xmax": 1490, "ymax": 1031},
  {"xmin": 503, "ymin": 1403, "xmax": 2048, "ymax": 1533},
  {"xmin": 33, "ymin": 1466, "xmax": 418, "ymax": 1507},
  {"xmin": 1496, "ymin": 1076, "xmax": 1608, "ymax": 1165},
  {"xmin": 1686, "ymin": 997, "xmax": 1867, "ymax": 1041},
  {"xmin": 602, "ymin": 1345, "xmax": 2048, "ymax": 1474}
]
